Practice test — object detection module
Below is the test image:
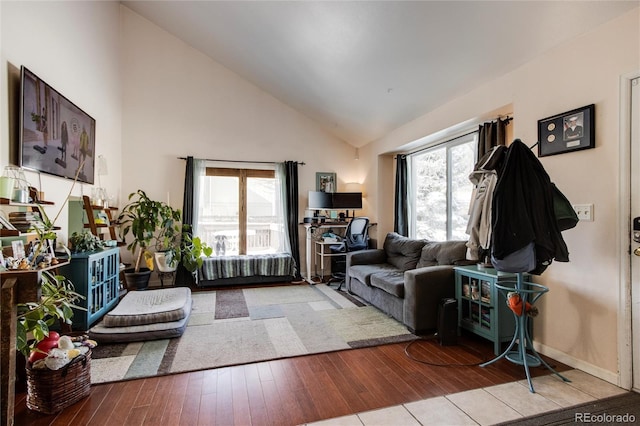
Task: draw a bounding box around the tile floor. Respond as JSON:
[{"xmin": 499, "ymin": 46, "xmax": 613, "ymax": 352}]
[{"xmin": 306, "ymin": 369, "xmax": 628, "ymax": 426}]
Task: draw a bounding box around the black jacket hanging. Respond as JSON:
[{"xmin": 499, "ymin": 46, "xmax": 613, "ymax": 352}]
[{"xmin": 491, "ymin": 139, "xmax": 570, "ymax": 275}]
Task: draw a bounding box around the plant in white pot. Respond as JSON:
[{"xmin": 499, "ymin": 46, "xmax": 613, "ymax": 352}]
[
  {"xmin": 117, "ymin": 190, "xmax": 181, "ymax": 290},
  {"xmin": 154, "ymin": 206, "xmax": 183, "ymax": 273}
]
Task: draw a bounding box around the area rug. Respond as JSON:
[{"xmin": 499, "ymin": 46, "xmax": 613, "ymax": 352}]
[{"xmin": 90, "ymin": 284, "xmax": 416, "ymax": 384}]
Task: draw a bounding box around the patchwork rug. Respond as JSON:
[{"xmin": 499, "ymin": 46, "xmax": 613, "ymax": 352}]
[{"xmin": 90, "ymin": 284, "xmax": 416, "ymax": 384}]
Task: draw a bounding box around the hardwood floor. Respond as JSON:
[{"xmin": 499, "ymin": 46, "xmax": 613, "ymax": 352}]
[{"xmin": 14, "ymin": 332, "xmax": 569, "ymax": 425}]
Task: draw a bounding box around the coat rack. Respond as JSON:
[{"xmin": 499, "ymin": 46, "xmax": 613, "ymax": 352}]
[{"xmin": 480, "ymin": 272, "xmax": 570, "ymax": 392}]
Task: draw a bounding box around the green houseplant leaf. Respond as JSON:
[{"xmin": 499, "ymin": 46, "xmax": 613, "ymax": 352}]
[
  {"xmin": 117, "ymin": 190, "xmax": 182, "ymax": 273},
  {"xmin": 16, "ymin": 271, "xmax": 85, "ymax": 358}
]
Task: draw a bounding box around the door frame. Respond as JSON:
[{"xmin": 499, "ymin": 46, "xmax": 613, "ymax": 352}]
[{"xmin": 618, "ymin": 70, "xmax": 640, "ymax": 391}]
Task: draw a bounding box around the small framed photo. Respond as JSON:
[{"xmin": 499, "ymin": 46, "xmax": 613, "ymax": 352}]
[
  {"xmin": 11, "ymin": 240, "xmax": 25, "ymax": 259},
  {"xmin": 316, "ymin": 172, "xmax": 337, "ymax": 193},
  {"xmin": 538, "ymin": 104, "xmax": 595, "ymax": 157}
]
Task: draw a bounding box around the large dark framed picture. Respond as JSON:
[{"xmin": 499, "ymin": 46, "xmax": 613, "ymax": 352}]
[
  {"xmin": 538, "ymin": 104, "xmax": 595, "ymax": 157},
  {"xmin": 20, "ymin": 66, "xmax": 96, "ymax": 184}
]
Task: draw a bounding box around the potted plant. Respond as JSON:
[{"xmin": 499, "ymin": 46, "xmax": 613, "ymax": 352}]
[
  {"xmin": 68, "ymin": 231, "xmax": 103, "ymax": 254},
  {"xmin": 117, "ymin": 190, "xmax": 181, "ymax": 289},
  {"xmin": 16, "ymin": 272, "xmax": 84, "ymax": 360},
  {"xmin": 180, "ymin": 229, "xmax": 213, "ymax": 274},
  {"xmin": 153, "ymin": 206, "xmax": 183, "ymax": 273}
]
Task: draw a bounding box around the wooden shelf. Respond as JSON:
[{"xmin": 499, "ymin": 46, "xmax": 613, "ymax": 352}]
[
  {"xmin": 3, "ymin": 259, "xmax": 70, "ymax": 273},
  {"xmin": 87, "ymin": 203, "xmax": 119, "ymax": 212},
  {"xmin": 82, "ymin": 196, "xmax": 121, "ymax": 242},
  {"xmin": 0, "ymin": 197, "xmax": 54, "ymax": 206},
  {"xmin": 84, "ymin": 223, "xmax": 109, "ymax": 229}
]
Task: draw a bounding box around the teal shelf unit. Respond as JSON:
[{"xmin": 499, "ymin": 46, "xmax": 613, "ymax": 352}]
[
  {"xmin": 454, "ymin": 265, "xmax": 530, "ymax": 355},
  {"xmin": 59, "ymin": 247, "xmax": 120, "ymax": 331}
]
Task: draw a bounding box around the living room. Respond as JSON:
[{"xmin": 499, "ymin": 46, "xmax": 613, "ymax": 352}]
[{"xmin": 1, "ymin": 1, "xmax": 639, "ymax": 424}]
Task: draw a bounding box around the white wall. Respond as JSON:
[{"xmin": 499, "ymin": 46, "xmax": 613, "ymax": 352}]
[
  {"xmin": 0, "ymin": 1, "xmax": 122, "ymax": 245},
  {"xmin": 364, "ymin": 8, "xmax": 640, "ymax": 382},
  {"xmin": 119, "ymin": 6, "xmax": 363, "ymax": 268}
]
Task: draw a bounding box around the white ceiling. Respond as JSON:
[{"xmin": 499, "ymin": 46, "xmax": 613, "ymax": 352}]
[{"xmin": 122, "ymin": 1, "xmax": 637, "ymax": 147}]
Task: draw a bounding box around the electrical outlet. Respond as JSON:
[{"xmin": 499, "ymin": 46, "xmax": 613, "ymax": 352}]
[{"xmin": 572, "ymin": 204, "xmax": 593, "ymax": 221}]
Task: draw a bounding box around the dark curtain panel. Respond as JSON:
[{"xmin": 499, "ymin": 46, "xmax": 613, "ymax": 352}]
[
  {"xmin": 284, "ymin": 161, "xmax": 302, "ymax": 280},
  {"xmin": 182, "ymin": 156, "xmax": 195, "ymax": 230},
  {"xmin": 478, "ymin": 118, "xmax": 508, "ymax": 159},
  {"xmin": 394, "ymin": 154, "xmax": 409, "ymax": 236},
  {"xmin": 176, "ymin": 156, "xmax": 194, "ymax": 286}
]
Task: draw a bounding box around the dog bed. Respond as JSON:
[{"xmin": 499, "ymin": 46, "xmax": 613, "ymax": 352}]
[{"xmin": 88, "ymin": 287, "xmax": 192, "ymax": 343}]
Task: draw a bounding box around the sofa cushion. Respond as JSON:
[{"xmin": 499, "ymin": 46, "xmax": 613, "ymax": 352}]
[
  {"xmin": 416, "ymin": 240, "xmax": 468, "ymax": 268},
  {"xmin": 349, "ymin": 263, "xmax": 398, "ymax": 286},
  {"xmin": 383, "ymin": 233, "xmax": 426, "ymax": 271},
  {"xmin": 370, "ymin": 271, "xmax": 405, "ymax": 298}
]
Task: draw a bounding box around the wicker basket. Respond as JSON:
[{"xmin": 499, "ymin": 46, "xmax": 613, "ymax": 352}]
[{"xmin": 25, "ymin": 350, "xmax": 92, "ymax": 414}]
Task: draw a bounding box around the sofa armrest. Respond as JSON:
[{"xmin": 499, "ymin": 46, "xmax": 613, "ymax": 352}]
[
  {"xmin": 346, "ymin": 249, "xmax": 387, "ymax": 268},
  {"xmin": 403, "ymin": 265, "xmax": 456, "ymax": 334}
]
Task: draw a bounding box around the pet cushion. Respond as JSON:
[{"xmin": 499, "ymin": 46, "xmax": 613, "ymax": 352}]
[
  {"xmin": 102, "ymin": 287, "xmax": 191, "ymax": 327},
  {"xmin": 88, "ymin": 307, "xmax": 191, "ymax": 343}
]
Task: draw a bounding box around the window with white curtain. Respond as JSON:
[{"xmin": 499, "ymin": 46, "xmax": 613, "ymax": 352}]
[
  {"xmin": 196, "ymin": 167, "xmax": 285, "ymax": 255},
  {"xmin": 410, "ymin": 132, "xmax": 477, "ymax": 241}
]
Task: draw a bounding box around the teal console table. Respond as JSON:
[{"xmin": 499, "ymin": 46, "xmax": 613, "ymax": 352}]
[
  {"xmin": 454, "ymin": 265, "xmax": 523, "ymax": 355},
  {"xmin": 59, "ymin": 247, "xmax": 120, "ymax": 331}
]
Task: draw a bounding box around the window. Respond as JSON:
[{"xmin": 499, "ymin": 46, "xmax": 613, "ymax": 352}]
[
  {"xmin": 197, "ymin": 167, "xmax": 281, "ymax": 255},
  {"xmin": 410, "ymin": 133, "xmax": 477, "ymax": 241}
]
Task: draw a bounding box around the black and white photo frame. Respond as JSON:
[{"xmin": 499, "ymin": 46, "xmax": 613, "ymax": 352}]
[{"xmin": 538, "ymin": 104, "xmax": 595, "ymax": 157}]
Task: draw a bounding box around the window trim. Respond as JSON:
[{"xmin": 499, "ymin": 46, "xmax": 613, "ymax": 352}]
[{"xmin": 204, "ymin": 167, "xmax": 275, "ymax": 254}]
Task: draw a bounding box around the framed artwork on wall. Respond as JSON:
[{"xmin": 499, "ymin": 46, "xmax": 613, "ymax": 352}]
[
  {"xmin": 538, "ymin": 104, "xmax": 595, "ymax": 157},
  {"xmin": 20, "ymin": 66, "xmax": 96, "ymax": 184},
  {"xmin": 316, "ymin": 172, "xmax": 336, "ymax": 192}
]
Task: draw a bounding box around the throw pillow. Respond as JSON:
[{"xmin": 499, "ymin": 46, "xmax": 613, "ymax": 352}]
[
  {"xmin": 383, "ymin": 232, "xmax": 426, "ymax": 270},
  {"xmin": 417, "ymin": 240, "xmax": 468, "ymax": 268}
]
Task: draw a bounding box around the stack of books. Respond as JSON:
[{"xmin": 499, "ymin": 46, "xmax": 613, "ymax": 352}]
[{"xmin": 8, "ymin": 211, "xmax": 42, "ymax": 232}]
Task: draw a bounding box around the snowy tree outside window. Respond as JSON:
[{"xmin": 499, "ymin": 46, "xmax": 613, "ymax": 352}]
[{"xmin": 411, "ymin": 133, "xmax": 477, "ymax": 241}]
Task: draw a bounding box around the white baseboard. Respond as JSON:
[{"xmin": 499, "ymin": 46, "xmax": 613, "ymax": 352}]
[{"xmin": 533, "ymin": 342, "xmax": 621, "ymax": 387}]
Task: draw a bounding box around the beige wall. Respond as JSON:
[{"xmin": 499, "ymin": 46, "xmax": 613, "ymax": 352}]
[
  {"xmin": 364, "ymin": 8, "xmax": 640, "ymax": 382},
  {"xmin": 119, "ymin": 6, "xmax": 364, "ymax": 266},
  {"xmin": 0, "ymin": 1, "xmax": 122, "ymax": 245}
]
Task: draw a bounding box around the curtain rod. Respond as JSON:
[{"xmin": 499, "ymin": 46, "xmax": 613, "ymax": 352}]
[
  {"xmin": 178, "ymin": 157, "xmax": 305, "ymax": 166},
  {"xmin": 398, "ymin": 115, "xmax": 513, "ymax": 159}
]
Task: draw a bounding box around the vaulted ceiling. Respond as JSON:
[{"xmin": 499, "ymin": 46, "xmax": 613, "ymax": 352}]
[{"xmin": 122, "ymin": 1, "xmax": 637, "ymax": 147}]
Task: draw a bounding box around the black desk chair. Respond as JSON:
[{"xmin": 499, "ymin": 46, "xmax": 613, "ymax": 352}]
[{"xmin": 328, "ymin": 217, "xmax": 370, "ymax": 290}]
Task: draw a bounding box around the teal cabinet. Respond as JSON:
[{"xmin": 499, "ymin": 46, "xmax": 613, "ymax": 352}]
[
  {"xmin": 454, "ymin": 265, "xmax": 528, "ymax": 355},
  {"xmin": 60, "ymin": 247, "xmax": 120, "ymax": 331}
]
